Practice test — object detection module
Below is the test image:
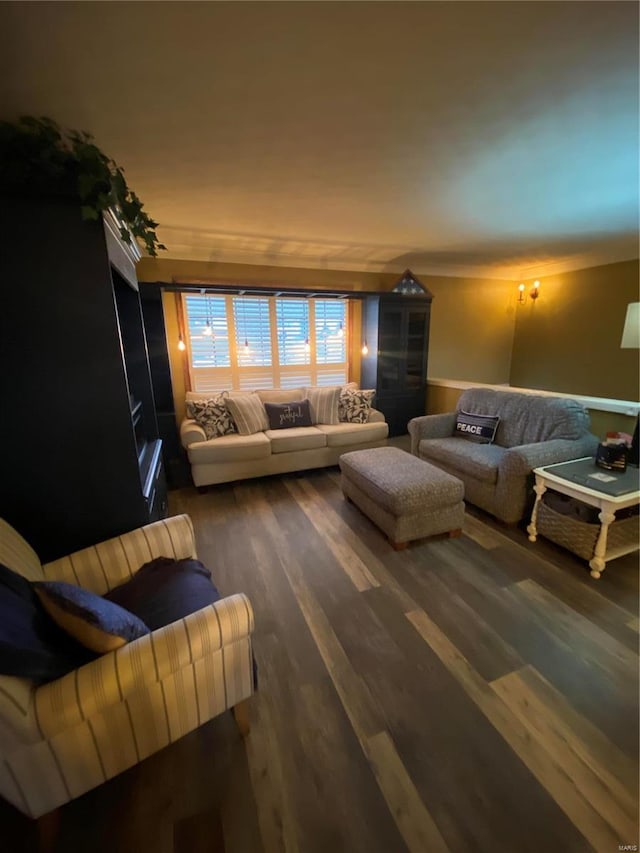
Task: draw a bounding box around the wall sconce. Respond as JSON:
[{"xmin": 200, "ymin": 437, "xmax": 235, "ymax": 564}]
[
  {"xmin": 361, "ymin": 341, "xmax": 369, "ymax": 356},
  {"xmin": 177, "ymin": 336, "xmax": 186, "ymax": 352},
  {"xmin": 517, "ymin": 280, "xmax": 541, "ymax": 303}
]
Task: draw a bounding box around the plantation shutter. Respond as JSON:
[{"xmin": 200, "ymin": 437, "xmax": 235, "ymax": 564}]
[
  {"xmin": 182, "ymin": 292, "xmax": 349, "ymax": 392},
  {"xmin": 184, "ymin": 294, "xmax": 233, "ymax": 392},
  {"xmin": 233, "ymin": 296, "xmax": 274, "ymax": 389},
  {"xmin": 276, "ymin": 298, "xmax": 312, "ymax": 387},
  {"xmin": 315, "ymin": 299, "xmax": 347, "ymax": 385}
]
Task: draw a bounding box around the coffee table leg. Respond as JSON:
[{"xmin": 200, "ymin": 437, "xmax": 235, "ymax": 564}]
[
  {"xmin": 527, "ymin": 479, "xmax": 546, "ymax": 542},
  {"xmin": 589, "ymin": 508, "xmax": 616, "ymax": 579}
]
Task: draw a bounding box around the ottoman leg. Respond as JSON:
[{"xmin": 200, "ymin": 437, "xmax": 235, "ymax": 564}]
[
  {"xmin": 448, "ymin": 528, "xmax": 462, "ymax": 538},
  {"xmin": 391, "ymin": 540, "xmax": 408, "ymax": 551}
]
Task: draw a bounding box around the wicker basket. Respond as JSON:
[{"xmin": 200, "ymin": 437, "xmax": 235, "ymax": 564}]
[{"xmin": 537, "ymin": 500, "xmax": 639, "ymax": 561}]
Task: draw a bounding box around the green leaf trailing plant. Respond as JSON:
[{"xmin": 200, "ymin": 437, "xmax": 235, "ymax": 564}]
[{"xmin": 0, "ymin": 116, "xmax": 166, "ymax": 256}]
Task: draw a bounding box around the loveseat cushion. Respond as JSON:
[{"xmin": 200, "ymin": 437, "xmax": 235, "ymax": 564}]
[
  {"xmin": 315, "ymin": 421, "xmax": 389, "ymax": 447},
  {"xmin": 418, "ymin": 437, "xmax": 507, "ymax": 484},
  {"xmin": 187, "ymin": 431, "xmax": 271, "ymax": 464},
  {"xmin": 264, "ymin": 426, "xmax": 327, "ymax": 453},
  {"xmin": 457, "ymin": 389, "xmax": 591, "ymax": 447}
]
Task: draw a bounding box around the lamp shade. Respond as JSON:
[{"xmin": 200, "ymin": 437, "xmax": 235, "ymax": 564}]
[{"xmin": 620, "ymin": 302, "xmax": 640, "ymax": 349}]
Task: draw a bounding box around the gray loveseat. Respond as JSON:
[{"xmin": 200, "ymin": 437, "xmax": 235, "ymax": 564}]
[{"xmin": 408, "ymin": 388, "xmax": 599, "ymax": 524}]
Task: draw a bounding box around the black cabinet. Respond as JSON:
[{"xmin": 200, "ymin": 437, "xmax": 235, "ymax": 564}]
[
  {"xmin": 0, "ymin": 197, "xmax": 167, "ymax": 562},
  {"xmin": 361, "ymin": 284, "xmax": 432, "ymax": 437}
]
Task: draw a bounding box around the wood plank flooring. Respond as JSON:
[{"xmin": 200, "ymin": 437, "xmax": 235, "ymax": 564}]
[{"xmin": 4, "ymin": 464, "xmax": 638, "ymax": 853}]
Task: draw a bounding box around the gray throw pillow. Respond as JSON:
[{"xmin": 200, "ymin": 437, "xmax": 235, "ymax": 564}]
[{"xmin": 264, "ymin": 400, "xmax": 313, "ymax": 430}]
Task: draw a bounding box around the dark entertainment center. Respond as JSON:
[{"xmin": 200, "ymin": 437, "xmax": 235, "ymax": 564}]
[
  {"xmin": 361, "ymin": 274, "xmax": 432, "ymax": 437},
  {"xmin": 0, "ymin": 198, "xmax": 167, "ymax": 562}
]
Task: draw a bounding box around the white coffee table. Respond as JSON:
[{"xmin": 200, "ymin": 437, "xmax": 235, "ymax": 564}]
[{"xmin": 527, "ymin": 457, "xmax": 640, "ymax": 578}]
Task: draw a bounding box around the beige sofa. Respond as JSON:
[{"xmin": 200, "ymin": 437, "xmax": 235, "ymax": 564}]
[{"xmin": 180, "ymin": 387, "xmax": 389, "ymax": 487}]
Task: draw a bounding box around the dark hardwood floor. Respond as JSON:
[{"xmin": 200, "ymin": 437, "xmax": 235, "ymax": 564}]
[{"xmin": 4, "ymin": 461, "xmax": 639, "ymax": 853}]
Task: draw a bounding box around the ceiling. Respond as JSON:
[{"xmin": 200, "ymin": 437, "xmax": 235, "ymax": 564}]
[{"xmin": 0, "ymin": 1, "xmax": 638, "ymax": 280}]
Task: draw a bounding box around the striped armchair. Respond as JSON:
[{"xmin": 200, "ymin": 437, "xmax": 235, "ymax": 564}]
[{"xmin": 0, "ymin": 514, "xmax": 255, "ymax": 820}]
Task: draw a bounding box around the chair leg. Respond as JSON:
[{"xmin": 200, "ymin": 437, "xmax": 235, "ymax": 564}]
[
  {"xmin": 37, "ymin": 808, "xmax": 60, "ymax": 853},
  {"xmin": 232, "ymin": 699, "xmax": 251, "ymax": 737}
]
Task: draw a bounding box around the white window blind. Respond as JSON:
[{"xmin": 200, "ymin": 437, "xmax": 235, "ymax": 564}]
[
  {"xmin": 182, "ymin": 292, "xmax": 348, "ymax": 392},
  {"xmin": 184, "ymin": 294, "xmax": 233, "ymax": 391},
  {"xmin": 315, "ymin": 299, "xmax": 346, "ymax": 364},
  {"xmin": 276, "ymin": 298, "xmax": 310, "ymax": 366}
]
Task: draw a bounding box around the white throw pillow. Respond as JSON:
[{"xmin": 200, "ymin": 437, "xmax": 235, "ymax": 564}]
[
  {"xmin": 225, "ymin": 394, "xmax": 269, "ymax": 435},
  {"xmin": 304, "ymin": 386, "xmax": 341, "ymax": 425}
]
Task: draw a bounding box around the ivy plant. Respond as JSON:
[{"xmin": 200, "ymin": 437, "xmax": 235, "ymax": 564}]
[{"xmin": 0, "ymin": 116, "xmax": 166, "ymax": 256}]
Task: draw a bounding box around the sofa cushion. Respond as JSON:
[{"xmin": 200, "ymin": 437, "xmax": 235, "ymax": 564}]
[
  {"xmin": 105, "ymin": 557, "xmax": 221, "ymax": 631},
  {"xmin": 457, "ymin": 389, "xmax": 591, "ymax": 447},
  {"xmin": 225, "ymin": 394, "xmax": 269, "ymax": 435},
  {"xmin": 305, "ymin": 386, "xmax": 341, "ymax": 425},
  {"xmin": 33, "ymin": 581, "xmax": 149, "ymax": 653},
  {"xmin": 256, "ymin": 388, "xmax": 304, "ymax": 404},
  {"xmin": 264, "ymin": 426, "xmax": 327, "ymax": 453},
  {"xmin": 315, "ymin": 421, "xmax": 389, "ymax": 448},
  {"xmin": 418, "ymin": 437, "xmax": 507, "ymax": 484},
  {"xmin": 264, "ymin": 400, "xmax": 313, "ymax": 430},
  {"xmin": 187, "ymin": 431, "xmax": 271, "ymax": 464}
]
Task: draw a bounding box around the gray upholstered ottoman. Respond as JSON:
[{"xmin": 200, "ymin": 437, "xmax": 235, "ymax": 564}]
[{"xmin": 339, "ymin": 446, "xmax": 465, "ymax": 550}]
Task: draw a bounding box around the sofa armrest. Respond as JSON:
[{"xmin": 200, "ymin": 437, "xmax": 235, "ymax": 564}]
[
  {"xmin": 42, "ymin": 515, "xmax": 197, "ymax": 595},
  {"xmin": 368, "ymin": 407, "xmax": 386, "ymax": 424},
  {"xmin": 181, "ymin": 418, "xmax": 207, "ymax": 448},
  {"xmin": 407, "ymin": 413, "xmax": 457, "ymax": 455},
  {"xmin": 35, "ymin": 593, "xmax": 254, "ymax": 738},
  {"xmin": 500, "ymin": 435, "xmax": 599, "ymax": 477}
]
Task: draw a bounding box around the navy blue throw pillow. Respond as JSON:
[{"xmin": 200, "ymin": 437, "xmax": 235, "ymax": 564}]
[
  {"xmin": 454, "ymin": 410, "xmax": 500, "ymax": 444},
  {"xmin": 33, "ymin": 582, "xmax": 150, "ymax": 654},
  {"xmin": 104, "ymin": 557, "xmax": 221, "ymax": 630},
  {"xmin": 264, "ymin": 400, "xmax": 313, "ymax": 430},
  {"xmin": 0, "ymin": 564, "xmax": 96, "ymax": 683}
]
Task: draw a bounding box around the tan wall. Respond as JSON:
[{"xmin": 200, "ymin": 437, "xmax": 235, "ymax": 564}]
[
  {"xmin": 509, "ymin": 259, "xmax": 640, "ymax": 401},
  {"xmin": 425, "ymin": 275, "xmax": 516, "ymax": 385},
  {"xmin": 138, "ymin": 257, "xmax": 518, "ymax": 423}
]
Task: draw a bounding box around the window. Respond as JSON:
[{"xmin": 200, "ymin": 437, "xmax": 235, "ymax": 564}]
[{"xmin": 182, "ymin": 292, "xmax": 348, "ymax": 392}]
